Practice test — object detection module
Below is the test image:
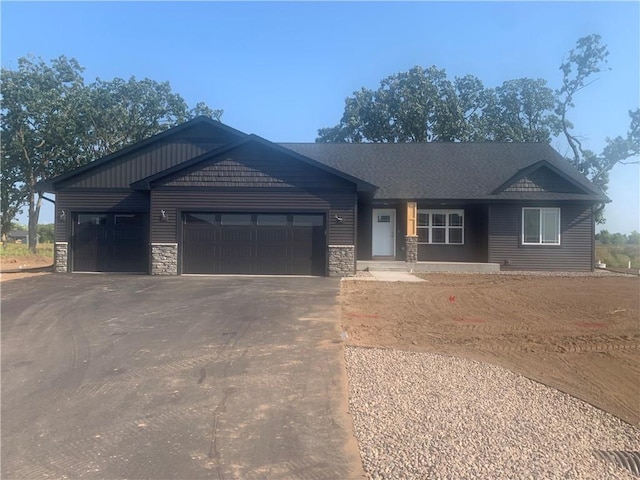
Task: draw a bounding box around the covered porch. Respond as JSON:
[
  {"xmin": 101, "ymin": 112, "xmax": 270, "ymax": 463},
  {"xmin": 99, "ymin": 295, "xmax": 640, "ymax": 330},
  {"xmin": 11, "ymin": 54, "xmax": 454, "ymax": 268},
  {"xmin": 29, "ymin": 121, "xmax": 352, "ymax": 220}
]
[{"xmin": 358, "ymin": 200, "xmax": 490, "ymax": 264}]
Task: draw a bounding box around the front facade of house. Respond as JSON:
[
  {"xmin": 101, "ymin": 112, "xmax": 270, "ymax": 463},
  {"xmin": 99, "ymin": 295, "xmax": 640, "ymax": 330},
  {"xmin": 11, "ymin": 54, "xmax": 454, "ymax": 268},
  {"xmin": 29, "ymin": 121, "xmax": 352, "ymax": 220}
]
[{"xmin": 39, "ymin": 117, "xmax": 608, "ymax": 276}]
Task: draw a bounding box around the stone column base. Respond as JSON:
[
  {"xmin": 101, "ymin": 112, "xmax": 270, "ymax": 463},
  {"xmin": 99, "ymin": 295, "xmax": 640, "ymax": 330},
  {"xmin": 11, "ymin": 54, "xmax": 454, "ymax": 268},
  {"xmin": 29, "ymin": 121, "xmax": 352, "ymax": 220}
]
[
  {"xmin": 151, "ymin": 243, "xmax": 178, "ymax": 275},
  {"xmin": 328, "ymin": 245, "xmax": 355, "ymax": 277},
  {"xmin": 405, "ymin": 235, "xmax": 418, "ymax": 263},
  {"xmin": 54, "ymin": 242, "xmax": 68, "ymax": 273}
]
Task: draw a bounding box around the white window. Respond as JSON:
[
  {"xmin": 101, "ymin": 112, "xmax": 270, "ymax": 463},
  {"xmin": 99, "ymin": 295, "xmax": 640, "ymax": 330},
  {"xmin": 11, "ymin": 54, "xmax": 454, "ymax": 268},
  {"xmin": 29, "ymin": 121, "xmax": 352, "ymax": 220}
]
[
  {"xmin": 522, "ymin": 207, "xmax": 561, "ymax": 245},
  {"xmin": 417, "ymin": 209, "xmax": 464, "ymax": 244}
]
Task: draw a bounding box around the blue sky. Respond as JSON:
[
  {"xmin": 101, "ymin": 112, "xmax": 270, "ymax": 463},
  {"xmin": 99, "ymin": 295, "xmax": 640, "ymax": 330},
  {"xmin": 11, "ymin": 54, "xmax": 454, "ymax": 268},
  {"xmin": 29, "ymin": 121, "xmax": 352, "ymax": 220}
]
[{"xmin": 2, "ymin": 1, "xmax": 639, "ymax": 233}]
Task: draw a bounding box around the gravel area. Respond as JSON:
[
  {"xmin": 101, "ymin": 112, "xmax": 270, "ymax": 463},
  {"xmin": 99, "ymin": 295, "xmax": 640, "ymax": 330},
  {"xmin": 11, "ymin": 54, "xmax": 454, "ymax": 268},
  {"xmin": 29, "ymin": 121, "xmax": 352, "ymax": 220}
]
[{"xmin": 345, "ymin": 346, "xmax": 640, "ymax": 479}]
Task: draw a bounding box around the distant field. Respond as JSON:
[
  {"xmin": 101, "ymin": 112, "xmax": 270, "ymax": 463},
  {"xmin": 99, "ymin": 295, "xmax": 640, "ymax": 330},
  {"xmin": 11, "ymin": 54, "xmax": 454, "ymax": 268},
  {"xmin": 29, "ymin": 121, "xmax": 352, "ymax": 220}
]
[
  {"xmin": 596, "ymin": 244, "xmax": 640, "ymax": 268},
  {"xmin": 0, "ymin": 243, "xmax": 54, "ymax": 258}
]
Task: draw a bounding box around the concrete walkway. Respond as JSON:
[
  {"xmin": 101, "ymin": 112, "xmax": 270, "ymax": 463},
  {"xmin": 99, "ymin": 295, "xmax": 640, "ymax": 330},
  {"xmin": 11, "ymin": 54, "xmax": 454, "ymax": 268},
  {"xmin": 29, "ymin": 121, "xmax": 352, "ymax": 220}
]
[{"xmin": 368, "ymin": 271, "xmax": 426, "ymax": 282}]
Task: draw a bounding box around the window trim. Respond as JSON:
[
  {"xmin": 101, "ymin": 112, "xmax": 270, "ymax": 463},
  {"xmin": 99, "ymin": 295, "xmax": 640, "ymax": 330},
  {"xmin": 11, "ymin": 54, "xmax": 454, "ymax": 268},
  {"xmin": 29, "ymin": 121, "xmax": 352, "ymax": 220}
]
[
  {"xmin": 521, "ymin": 207, "xmax": 561, "ymax": 245},
  {"xmin": 417, "ymin": 209, "xmax": 464, "ymax": 245}
]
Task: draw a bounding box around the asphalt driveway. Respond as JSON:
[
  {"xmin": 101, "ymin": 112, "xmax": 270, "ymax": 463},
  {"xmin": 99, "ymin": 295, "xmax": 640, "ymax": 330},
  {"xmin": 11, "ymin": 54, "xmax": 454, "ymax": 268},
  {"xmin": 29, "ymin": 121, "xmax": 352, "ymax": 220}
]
[{"xmin": 1, "ymin": 274, "xmax": 364, "ymax": 479}]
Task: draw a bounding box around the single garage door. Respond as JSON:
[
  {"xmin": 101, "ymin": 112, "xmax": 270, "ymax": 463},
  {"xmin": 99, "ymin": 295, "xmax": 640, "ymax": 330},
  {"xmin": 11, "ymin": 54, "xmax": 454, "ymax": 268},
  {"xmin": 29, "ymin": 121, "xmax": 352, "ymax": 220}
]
[
  {"xmin": 72, "ymin": 213, "xmax": 148, "ymax": 273},
  {"xmin": 182, "ymin": 212, "xmax": 326, "ymax": 275}
]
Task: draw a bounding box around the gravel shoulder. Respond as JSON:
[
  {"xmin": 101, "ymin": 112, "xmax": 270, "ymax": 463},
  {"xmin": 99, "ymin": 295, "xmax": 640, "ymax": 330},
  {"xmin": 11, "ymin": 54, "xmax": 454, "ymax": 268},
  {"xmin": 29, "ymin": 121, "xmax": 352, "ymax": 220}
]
[{"xmin": 345, "ymin": 346, "xmax": 640, "ymax": 480}]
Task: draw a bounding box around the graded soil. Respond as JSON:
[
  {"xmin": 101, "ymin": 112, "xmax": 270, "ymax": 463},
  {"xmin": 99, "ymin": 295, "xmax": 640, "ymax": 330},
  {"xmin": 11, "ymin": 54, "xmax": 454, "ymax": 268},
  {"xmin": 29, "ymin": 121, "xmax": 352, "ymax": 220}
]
[
  {"xmin": 341, "ymin": 274, "xmax": 640, "ymax": 426},
  {"xmin": 0, "ymin": 254, "xmax": 53, "ymax": 281}
]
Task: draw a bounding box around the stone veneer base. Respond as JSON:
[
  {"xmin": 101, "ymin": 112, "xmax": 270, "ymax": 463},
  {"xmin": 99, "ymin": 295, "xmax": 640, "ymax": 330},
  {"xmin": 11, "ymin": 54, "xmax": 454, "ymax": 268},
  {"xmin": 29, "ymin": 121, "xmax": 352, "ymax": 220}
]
[
  {"xmin": 328, "ymin": 245, "xmax": 355, "ymax": 277},
  {"xmin": 405, "ymin": 235, "xmax": 418, "ymax": 263},
  {"xmin": 151, "ymin": 243, "xmax": 178, "ymax": 275},
  {"xmin": 54, "ymin": 242, "xmax": 68, "ymax": 273}
]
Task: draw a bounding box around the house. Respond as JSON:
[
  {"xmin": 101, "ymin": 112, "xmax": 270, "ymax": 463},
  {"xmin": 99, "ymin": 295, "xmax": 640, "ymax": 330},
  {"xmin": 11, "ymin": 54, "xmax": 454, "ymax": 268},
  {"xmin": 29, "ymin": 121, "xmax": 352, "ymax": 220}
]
[
  {"xmin": 37, "ymin": 116, "xmax": 609, "ymax": 276},
  {"xmin": 6, "ymin": 230, "xmax": 29, "ymax": 244}
]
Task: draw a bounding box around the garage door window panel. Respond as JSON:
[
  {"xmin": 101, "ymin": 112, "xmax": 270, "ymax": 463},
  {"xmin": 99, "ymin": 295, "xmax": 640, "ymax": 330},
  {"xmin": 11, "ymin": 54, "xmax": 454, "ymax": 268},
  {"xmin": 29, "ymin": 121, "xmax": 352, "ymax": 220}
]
[{"xmin": 185, "ymin": 213, "xmax": 217, "ymax": 225}]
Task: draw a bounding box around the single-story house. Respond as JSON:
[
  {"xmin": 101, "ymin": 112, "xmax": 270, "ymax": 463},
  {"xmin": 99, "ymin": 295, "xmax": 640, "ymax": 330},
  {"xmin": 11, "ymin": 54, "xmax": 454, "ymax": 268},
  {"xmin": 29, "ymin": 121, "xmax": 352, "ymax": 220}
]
[
  {"xmin": 37, "ymin": 116, "xmax": 609, "ymax": 276},
  {"xmin": 6, "ymin": 230, "xmax": 29, "ymax": 244}
]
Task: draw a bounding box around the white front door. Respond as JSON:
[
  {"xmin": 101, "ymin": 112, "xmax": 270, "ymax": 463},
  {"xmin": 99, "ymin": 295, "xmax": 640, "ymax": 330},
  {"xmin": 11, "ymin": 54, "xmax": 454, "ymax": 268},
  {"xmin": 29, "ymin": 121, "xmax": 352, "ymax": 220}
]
[{"xmin": 372, "ymin": 209, "xmax": 396, "ymax": 257}]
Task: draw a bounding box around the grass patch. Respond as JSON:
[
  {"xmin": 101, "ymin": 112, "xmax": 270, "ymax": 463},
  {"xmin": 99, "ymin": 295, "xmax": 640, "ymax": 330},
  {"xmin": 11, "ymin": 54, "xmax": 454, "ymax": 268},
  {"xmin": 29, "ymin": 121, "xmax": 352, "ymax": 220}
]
[
  {"xmin": 0, "ymin": 243, "xmax": 54, "ymax": 258},
  {"xmin": 596, "ymin": 244, "xmax": 640, "ymax": 268}
]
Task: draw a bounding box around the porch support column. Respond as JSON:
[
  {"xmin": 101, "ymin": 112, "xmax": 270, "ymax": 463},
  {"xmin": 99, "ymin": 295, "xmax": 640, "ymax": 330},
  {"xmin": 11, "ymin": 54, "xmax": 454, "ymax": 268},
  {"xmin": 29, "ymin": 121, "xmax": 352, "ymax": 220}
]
[{"xmin": 406, "ymin": 201, "xmax": 418, "ymax": 263}]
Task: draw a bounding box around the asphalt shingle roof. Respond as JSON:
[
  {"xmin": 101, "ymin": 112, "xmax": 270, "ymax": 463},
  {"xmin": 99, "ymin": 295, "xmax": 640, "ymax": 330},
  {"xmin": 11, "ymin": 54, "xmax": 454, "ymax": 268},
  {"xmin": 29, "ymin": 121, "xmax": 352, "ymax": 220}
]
[{"xmin": 279, "ymin": 142, "xmax": 608, "ymax": 202}]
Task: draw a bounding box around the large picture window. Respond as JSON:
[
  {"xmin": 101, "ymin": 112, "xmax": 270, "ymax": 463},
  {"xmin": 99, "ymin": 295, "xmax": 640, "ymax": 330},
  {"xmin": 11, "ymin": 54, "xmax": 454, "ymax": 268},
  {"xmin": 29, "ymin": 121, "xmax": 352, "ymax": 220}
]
[
  {"xmin": 522, "ymin": 207, "xmax": 561, "ymax": 245},
  {"xmin": 417, "ymin": 209, "xmax": 464, "ymax": 244}
]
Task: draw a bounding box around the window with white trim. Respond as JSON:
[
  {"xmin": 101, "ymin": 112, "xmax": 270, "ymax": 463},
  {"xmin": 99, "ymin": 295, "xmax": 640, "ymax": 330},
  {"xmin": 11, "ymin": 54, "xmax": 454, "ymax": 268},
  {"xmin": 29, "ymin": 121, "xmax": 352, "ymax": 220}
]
[
  {"xmin": 522, "ymin": 207, "xmax": 561, "ymax": 245},
  {"xmin": 417, "ymin": 209, "xmax": 464, "ymax": 244}
]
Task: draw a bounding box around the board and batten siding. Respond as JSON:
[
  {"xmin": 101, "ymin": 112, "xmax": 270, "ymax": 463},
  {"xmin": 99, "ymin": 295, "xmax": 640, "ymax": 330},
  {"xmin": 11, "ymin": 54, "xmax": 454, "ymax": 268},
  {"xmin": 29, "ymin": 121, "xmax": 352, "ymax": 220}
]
[
  {"xmin": 150, "ymin": 190, "xmax": 356, "ymax": 246},
  {"xmin": 488, "ymin": 203, "xmax": 594, "ymax": 271},
  {"xmin": 55, "ymin": 190, "xmax": 150, "ymax": 242},
  {"xmin": 61, "ymin": 141, "xmax": 215, "ymax": 189}
]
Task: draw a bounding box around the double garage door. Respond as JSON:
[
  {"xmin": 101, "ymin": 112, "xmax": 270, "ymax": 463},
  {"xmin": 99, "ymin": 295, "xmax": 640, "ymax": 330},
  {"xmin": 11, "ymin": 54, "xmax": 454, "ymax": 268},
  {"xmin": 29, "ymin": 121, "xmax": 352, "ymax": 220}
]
[{"xmin": 182, "ymin": 212, "xmax": 326, "ymax": 275}]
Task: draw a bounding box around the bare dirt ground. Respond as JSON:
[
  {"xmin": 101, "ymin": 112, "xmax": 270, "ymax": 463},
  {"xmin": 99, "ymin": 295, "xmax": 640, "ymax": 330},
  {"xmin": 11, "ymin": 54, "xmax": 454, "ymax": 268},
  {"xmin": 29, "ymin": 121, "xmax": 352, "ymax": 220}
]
[
  {"xmin": 341, "ymin": 274, "xmax": 640, "ymax": 426},
  {"xmin": 0, "ymin": 255, "xmax": 53, "ymax": 282}
]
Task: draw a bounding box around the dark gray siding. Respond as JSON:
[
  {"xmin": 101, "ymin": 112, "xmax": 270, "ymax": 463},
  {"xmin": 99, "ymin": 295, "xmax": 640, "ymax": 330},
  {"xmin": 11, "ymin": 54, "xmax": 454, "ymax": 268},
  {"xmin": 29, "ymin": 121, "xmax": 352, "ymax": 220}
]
[
  {"xmin": 356, "ymin": 201, "xmax": 373, "ymax": 260},
  {"xmin": 62, "ymin": 141, "xmax": 214, "ymax": 189},
  {"xmin": 488, "ymin": 203, "xmax": 594, "ymax": 271},
  {"xmin": 417, "ymin": 204, "xmax": 488, "ymax": 262},
  {"xmin": 58, "ymin": 122, "xmax": 241, "ymax": 189},
  {"xmin": 55, "ymin": 190, "xmax": 149, "ymax": 241},
  {"xmin": 158, "ymin": 143, "xmax": 355, "ymax": 191},
  {"xmin": 150, "ymin": 190, "xmax": 356, "ymax": 246}
]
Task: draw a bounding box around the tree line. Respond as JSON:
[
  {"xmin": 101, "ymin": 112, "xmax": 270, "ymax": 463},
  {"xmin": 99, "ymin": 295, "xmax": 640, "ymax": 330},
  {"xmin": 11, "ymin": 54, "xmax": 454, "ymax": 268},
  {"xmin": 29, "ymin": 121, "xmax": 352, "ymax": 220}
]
[
  {"xmin": 317, "ymin": 34, "xmax": 639, "ymax": 212},
  {"xmin": 1, "ymin": 55, "xmax": 222, "ymax": 251},
  {"xmin": 596, "ymin": 230, "xmax": 640, "ymax": 246}
]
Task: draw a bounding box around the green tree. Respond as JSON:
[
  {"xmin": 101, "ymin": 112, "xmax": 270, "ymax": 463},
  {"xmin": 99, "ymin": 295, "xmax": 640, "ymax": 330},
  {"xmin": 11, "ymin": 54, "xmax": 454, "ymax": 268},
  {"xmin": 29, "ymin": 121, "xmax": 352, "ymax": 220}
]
[
  {"xmin": 317, "ymin": 70, "xmax": 560, "ymax": 144},
  {"xmin": 610, "ymin": 232, "xmax": 628, "ymax": 245},
  {"xmin": 317, "ymin": 66, "xmax": 487, "ymax": 143},
  {"xmin": 37, "ymin": 223, "xmax": 54, "ymax": 243},
  {"xmin": 1, "ymin": 158, "xmax": 27, "ymax": 239},
  {"xmin": 83, "ymin": 76, "xmax": 207, "ymax": 159},
  {"xmin": 627, "ymin": 231, "xmax": 640, "ymax": 245},
  {"xmin": 596, "ymin": 230, "xmax": 611, "ymax": 244},
  {"xmin": 555, "ymin": 34, "xmax": 639, "ymax": 222},
  {"xmin": 482, "ymin": 78, "xmax": 560, "ymax": 142},
  {"xmin": 1, "ymin": 55, "xmax": 87, "ymax": 253},
  {"xmin": 189, "ymin": 101, "xmax": 223, "ymax": 121}
]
